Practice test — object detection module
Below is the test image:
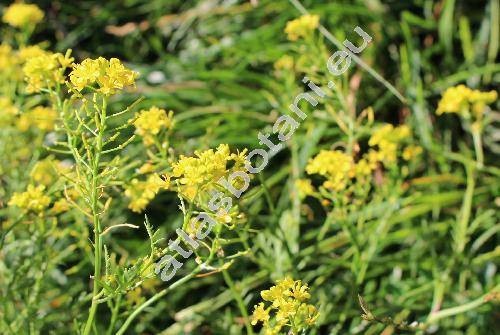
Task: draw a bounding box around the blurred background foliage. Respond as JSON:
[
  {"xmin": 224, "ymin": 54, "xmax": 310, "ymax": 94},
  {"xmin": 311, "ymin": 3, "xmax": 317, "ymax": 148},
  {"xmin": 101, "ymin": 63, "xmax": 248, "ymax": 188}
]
[{"xmin": 1, "ymin": 0, "xmax": 499, "ymax": 334}]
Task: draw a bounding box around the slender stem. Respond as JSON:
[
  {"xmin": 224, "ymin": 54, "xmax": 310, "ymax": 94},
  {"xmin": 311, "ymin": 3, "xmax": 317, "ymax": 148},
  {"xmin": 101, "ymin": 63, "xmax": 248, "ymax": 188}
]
[
  {"xmin": 220, "ymin": 263, "xmax": 254, "ymax": 335},
  {"xmin": 426, "ymin": 284, "xmax": 500, "ymax": 324},
  {"xmin": 106, "ymin": 295, "xmax": 121, "ymax": 335},
  {"xmin": 258, "ymin": 173, "xmax": 275, "ymax": 213},
  {"xmin": 116, "ymin": 218, "xmax": 221, "ymax": 335},
  {"xmin": 83, "ymin": 97, "xmax": 107, "ymax": 335},
  {"xmin": 115, "ymin": 269, "xmax": 200, "ymax": 335},
  {"xmin": 471, "ymin": 125, "xmax": 484, "ymax": 168},
  {"xmin": 454, "ymin": 163, "xmax": 475, "ymax": 254},
  {"xmin": 287, "ymin": 0, "xmax": 407, "ymax": 104}
]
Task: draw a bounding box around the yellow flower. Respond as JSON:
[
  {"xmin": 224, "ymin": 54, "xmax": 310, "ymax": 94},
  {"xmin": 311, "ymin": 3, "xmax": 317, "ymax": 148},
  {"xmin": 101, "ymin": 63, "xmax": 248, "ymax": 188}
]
[
  {"xmin": 69, "ymin": 57, "xmax": 138, "ymax": 95},
  {"xmin": 23, "ymin": 51, "xmax": 73, "ymax": 93},
  {"xmin": 124, "ymin": 174, "xmax": 170, "ymax": 213},
  {"xmin": 264, "ymin": 325, "xmax": 284, "ymax": 335},
  {"xmin": 68, "ymin": 58, "xmax": 100, "ymax": 91},
  {"xmin": 171, "ymin": 144, "xmax": 248, "ymax": 201},
  {"xmin": 436, "ymin": 84, "xmax": 497, "ymax": 118},
  {"xmin": 286, "ymin": 281, "xmax": 311, "ymax": 301},
  {"xmin": 137, "ymin": 162, "xmax": 155, "ymax": 174},
  {"xmin": 17, "ymin": 106, "xmax": 57, "ymax": 131},
  {"xmin": 402, "ymin": 145, "xmax": 423, "ymax": 161},
  {"xmin": 275, "ymin": 299, "xmax": 297, "ymax": 322},
  {"xmin": 133, "ymin": 106, "xmax": 174, "ymax": 146},
  {"xmin": 469, "ymin": 90, "xmax": 497, "ymax": 117},
  {"xmin": 437, "ymin": 85, "xmax": 473, "ymax": 116},
  {"xmin": 253, "ymin": 278, "xmax": 319, "ymax": 333},
  {"xmin": 51, "ymin": 199, "xmax": 70, "ymax": 214},
  {"xmin": 304, "ymin": 305, "xmax": 319, "ymax": 325},
  {"xmin": 2, "ymin": 3, "xmax": 44, "ymax": 28},
  {"xmin": 368, "ymin": 124, "xmax": 411, "ymax": 164},
  {"xmin": 274, "ymin": 55, "xmax": 294, "ymax": 71},
  {"xmin": 285, "ymin": 14, "xmax": 319, "ymax": 41},
  {"xmin": 306, "ymin": 150, "xmax": 353, "ymax": 192},
  {"xmin": 295, "ymin": 179, "xmax": 315, "ymax": 199},
  {"xmin": 261, "ymin": 284, "xmax": 287, "ymax": 303},
  {"xmin": 251, "ymin": 302, "xmax": 270, "ymax": 325},
  {"xmin": 18, "ymin": 45, "xmax": 49, "ymax": 62},
  {"xmin": 354, "ymin": 158, "xmax": 373, "ymax": 177},
  {"xmin": 8, "ymin": 184, "xmax": 51, "ymax": 214},
  {"xmin": 277, "ymin": 277, "xmax": 295, "ymax": 289}
]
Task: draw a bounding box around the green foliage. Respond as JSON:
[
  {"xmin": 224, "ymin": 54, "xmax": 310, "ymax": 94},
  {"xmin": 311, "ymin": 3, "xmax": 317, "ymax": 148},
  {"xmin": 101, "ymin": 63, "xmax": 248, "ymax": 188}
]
[{"xmin": 1, "ymin": 1, "xmax": 499, "ymax": 334}]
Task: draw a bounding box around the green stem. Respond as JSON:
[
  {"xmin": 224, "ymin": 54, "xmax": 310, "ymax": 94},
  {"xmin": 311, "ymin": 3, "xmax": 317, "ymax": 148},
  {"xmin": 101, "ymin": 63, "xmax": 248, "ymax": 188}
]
[
  {"xmin": 426, "ymin": 284, "xmax": 500, "ymax": 324},
  {"xmin": 220, "ymin": 263, "xmax": 254, "ymax": 335},
  {"xmin": 258, "ymin": 173, "xmax": 276, "ymax": 214},
  {"xmin": 115, "ymin": 269, "xmax": 200, "ymax": 335},
  {"xmin": 116, "ymin": 216, "xmax": 221, "ymax": 335},
  {"xmin": 471, "ymin": 126, "xmax": 484, "ymax": 168},
  {"xmin": 454, "ymin": 164, "xmax": 475, "ymax": 254},
  {"xmin": 106, "ymin": 295, "xmax": 122, "ymax": 335},
  {"xmin": 83, "ymin": 97, "xmax": 107, "ymax": 335}
]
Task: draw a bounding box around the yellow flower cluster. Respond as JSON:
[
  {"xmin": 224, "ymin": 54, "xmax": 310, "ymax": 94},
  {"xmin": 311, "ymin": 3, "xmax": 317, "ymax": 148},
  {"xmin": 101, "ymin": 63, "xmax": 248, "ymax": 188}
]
[
  {"xmin": 1, "ymin": 44, "xmax": 53, "ymax": 83},
  {"xmin": 17, "ymin": 106, "xmax": 57, "ymax": 131},
  {"xmin": 368, "ymin": 124, "xmax": 411, "ymax": 164},
  {"xmin": 23, "ymin": 50, "xmax": 74, "ymax": 93},
  {"xmin": 170, "ymin": 144, "xmax": 247, "ymax": 201},
  {"xmin": 251, "ymin": 278, "xmax": 319, "ymax": 334},
  {"xmin": 306, "ymin": 150, "xmax": 354, "ymax": 192},
  {"xmin": 2, "ymin": 3, "xmax": 44, "ymax": 28},
  {"xmin": 295, "ymin": 178, "xmax": 315, "ymax": 199},
  {"xmin": 133, "ymin": 106, "xmax": 174, "ymax": 146},
  {"xmin": 18, "ymin": 45, "xmax": 49, "ymax": 61},
  {"xmin": 354, "ymin": 155, "xmax": 377, "ymax": 177},
  {"xmin": 124, "ymin": 174, "xmax": 170, "ymax": 213},
  {"xmin": 274, "ymin": 55, "xmax": 294, "ymax": 71},
  {"xmin": 50, "ymin": 198, "xmax": 70, "ymax": 214},
  {"xmin": 402, "ymin": 145, "xmax": 423, "ymax": 161},
  {"xmin": 8, "ymin": 184, "xmax": 51, "ymax": 214},
  {"xmin": 436, "ymin": 84, "xmax": 497, "ymax": 118},
  {"xmin": 69, "ymin": 57, "xmax": 138, "ymax": 95},
  {"xmin": 285, "ymin": 14, "xmax": 319, "ymax": 41}
]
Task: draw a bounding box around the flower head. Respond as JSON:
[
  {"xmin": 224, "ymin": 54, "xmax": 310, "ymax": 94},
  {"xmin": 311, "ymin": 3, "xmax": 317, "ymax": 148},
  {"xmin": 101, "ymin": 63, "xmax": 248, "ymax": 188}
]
[
  {"xmin": 170, "ymin": 144, "xmax": 248, "ymax": 201},
  {"xmin": 51, "ymin": 198, "xmax": 70, "ymax": 214},
  {"xmin": 124, "ymin": 174, "xmax": 170, "ymax": 213},
  {"xmin": 69, "ymin": 57, "xmax": 138, "ymax": 95},
  {"xmin": 274, "ymin": 55, "xmax": 294, "ymax": 71},
  {"xmin": 402, "ymin": 145, "xmax": 423, "ymax": 161},
  {"xmin": 18, "ymin": 45, "xmax": 49, "ymax": 62},
  {"xmin": 251, "ymin": 303, "xmax": 270, "ymax": 325},
  {"xmin": 306, "ymin": 150, "xmax": 353, "ymax": 192},
  {"xmin": 368, "ymin": 124, "xmax": 411, "ymax": 164},
  {"xmin": 23, "ymin": 50, "xmax": 73, "ymax": 93},
  {"xmin": 2, "ymin": 3, "xmax": 44, "ymax": 28},
  {"xmin": 8, "ymin": 184, "xmax": 51, "ymax": 214},
  {"xmin": 252, "ymin": 277, "xmax": 319, "ymax": 334},
  {"xmin": 437, "ymin": 84, "xmax": 497, "ymax": 118},
  {"xmin": 285, "ymin": 14, "xmax": 319, "ymax": 41},
  {"xmin": 295, "ymin": 179, "xmax": 315, "ymax": 199},
  {"xmin": 133, "ymin": 106, "xmax": 174, "ymax": 146}
]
